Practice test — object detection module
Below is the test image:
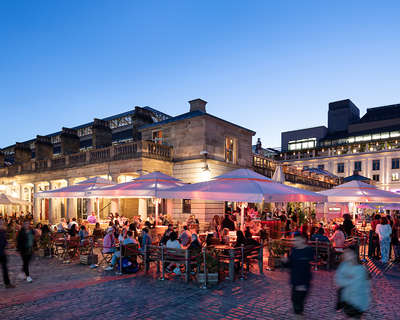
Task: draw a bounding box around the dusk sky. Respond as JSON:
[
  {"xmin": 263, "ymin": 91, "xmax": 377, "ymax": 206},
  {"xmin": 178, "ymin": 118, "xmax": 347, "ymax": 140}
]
[{"xmin": 1, "ymin": 1, "xmax": 399, "ymax": 150}]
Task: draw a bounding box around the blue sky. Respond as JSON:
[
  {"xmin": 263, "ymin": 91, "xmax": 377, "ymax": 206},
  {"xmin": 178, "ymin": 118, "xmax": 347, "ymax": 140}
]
[{"xmin": 1, "ymin": 1, "xmax": 399, "ymax": 149}]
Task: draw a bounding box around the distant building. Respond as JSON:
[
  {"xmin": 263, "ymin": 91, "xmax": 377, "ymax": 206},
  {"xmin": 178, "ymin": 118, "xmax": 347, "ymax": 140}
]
[{"xmin": 279, "ymin": 99, "xmax": 400, "ymax": 193}]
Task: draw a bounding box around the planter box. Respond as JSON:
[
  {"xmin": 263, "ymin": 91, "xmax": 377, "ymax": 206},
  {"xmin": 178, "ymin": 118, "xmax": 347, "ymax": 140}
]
[
  {"xmin": 272, "ymin": 256, "xmax": 286, "ymax": 269},
  {"xmin": 197, "ymin": 272, "xmax": 219, "ymax": 286},
  {"xmin": 38, "ymin": 248, "xmax": 54, "ymax": 257},
  {"xmin": 80, "ymin": 254, "xmax": 98, "ymax": 265}
]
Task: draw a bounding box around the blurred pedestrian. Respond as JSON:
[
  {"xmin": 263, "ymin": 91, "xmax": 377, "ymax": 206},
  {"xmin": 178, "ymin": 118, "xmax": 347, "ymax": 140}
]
[
  {"xmin": 0, "ymin": 220, "xmax": 15, "ymax": 288},
  {"xmin": 375, "ymin": 217, "xmax": 392, "ymax": 263},
  {"xmin": 17, "ymin": 220, "xmax": 35, "ymax": 283},
  {"xmin": 335, "ymin": 244, "xmax": 371, "ymax": 319},
  {"xmin": 283, "ymin": 233, "xmax": 314, "ymax": 319}
]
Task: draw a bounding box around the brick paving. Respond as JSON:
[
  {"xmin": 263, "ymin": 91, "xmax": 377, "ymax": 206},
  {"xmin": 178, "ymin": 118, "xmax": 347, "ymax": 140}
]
[{"xmin": 1, "ymin": 248, "xmax": 400, "ymax": 320}]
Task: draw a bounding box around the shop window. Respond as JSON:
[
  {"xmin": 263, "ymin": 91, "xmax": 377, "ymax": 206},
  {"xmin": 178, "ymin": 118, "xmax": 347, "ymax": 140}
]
[
  {"xmin": 392, "ymin": 173, "xmax": 399, "ymax": 181},
  {"xmin": 392, "ymin": 158, "xmax": 399, "ymax": 169},
  {"xmin": 373, "ymin": 174, "xmax": 380, "ymax": 182},
  {"xmin": 372, "ymin": 160, "xmax": 380, "ymax": 171},
  {"xmin": 226, "ymin": 137, "xmax": 235, "ymax": 163},
  {"xmin": 354, "ymin": 161, "xmax": 362, "ymax": 171},
  {"xmin": 183, "ymin": 199, "xmax": 191, "ymax": 213},
  {"xmin": 337, "ymin": 163, "xmax": 344, "ymax": 173},
  {"xmin": 152, "ymin": 130, "xmax": 162, "ymax": 145}
]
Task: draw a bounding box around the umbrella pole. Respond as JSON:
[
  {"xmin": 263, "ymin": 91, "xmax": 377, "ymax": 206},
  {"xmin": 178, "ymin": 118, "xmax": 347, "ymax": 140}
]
[
  {"xmin": 155, "ymin": 201, "xmax": 159, "ymax": 226},
  {"xmin": 97, "ymin": 201, "xmax": 100, "ymax": 222},
  {"xmin": 241, "ymin": 206, "xmax": 244, "ymax": 231}
]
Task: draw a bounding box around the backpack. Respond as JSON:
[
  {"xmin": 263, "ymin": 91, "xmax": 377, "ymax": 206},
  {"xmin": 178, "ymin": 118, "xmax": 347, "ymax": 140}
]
[{"xmin": 116, "ymin": 258, "xmax": 140, "ymax": 274}]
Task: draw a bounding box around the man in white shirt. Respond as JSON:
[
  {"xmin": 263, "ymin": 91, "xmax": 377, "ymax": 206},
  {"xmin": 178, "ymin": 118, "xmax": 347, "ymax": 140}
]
[
  {"xmin": 329, "ymin": 225, "xmax": 345, "ymax": 251},
  {"xmin": 68, "ymin": 218, "xmax": 79, "ymax": 229},
  {"xmin": 105, "ymin": 230, "xmax": 137, "ymax": 270}
]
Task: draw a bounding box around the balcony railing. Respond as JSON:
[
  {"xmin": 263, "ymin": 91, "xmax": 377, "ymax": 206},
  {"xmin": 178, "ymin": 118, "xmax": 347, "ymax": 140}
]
[{"xmin": 0, "ymin": 140, "xmax": 173, "ymax": 178}]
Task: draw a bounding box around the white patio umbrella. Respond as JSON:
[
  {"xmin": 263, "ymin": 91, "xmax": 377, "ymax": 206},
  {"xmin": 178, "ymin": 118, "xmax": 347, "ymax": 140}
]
[
  {"xmin": 356, "ymin": 203, "xmax": 377, "ymax": 210},
  {"xmin": 34, "ymin": 177, "xmax": 117, "ymax": 221},
  {"xmin": 272, "ymin": 165, "xmax": 285, "ymax": 184},
  {"xmin": 318, "ymin": 181, "xmax": 400, "ymax": 220},
  {"xmin": 87, "ymin": 171, "xmax": 185, "ymax": 225},
  {"xmin": 0, "ymin": 194, "xmax": 33, "ymax": 206},
  {"xmin": 158, "ymin": 168, "xmax": 327, "ymax": 230},
  {"xmin": 380, "ymin": 203, "xmax": 400, "ymax": 211}
]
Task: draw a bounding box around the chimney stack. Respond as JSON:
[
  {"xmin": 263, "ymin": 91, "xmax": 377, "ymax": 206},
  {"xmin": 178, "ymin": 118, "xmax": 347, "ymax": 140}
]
[
  {"xmin": 0, "ymin": 150, "xmax": 4, "ymax": 168},
  {"xmin": 35, "ymin": 135, "xmax": 53, "ymax": 160},
  {"xmin": 61, "ymin": 128, "xmax": 80, "ymax": 156},
  {"xmin": 132, "ymin": 107, "xmax": 154, "ymax": 142},
  {"xmin": 14, "ymin": 142, "xmax": 32, "ymax": 165},
  {"xmin": 189, "ymin": 99, "xmax": 207, "ymax": 113},
  {"xmin": 92, "ymin": 119, "xmax": 112, "ymax": 150}
]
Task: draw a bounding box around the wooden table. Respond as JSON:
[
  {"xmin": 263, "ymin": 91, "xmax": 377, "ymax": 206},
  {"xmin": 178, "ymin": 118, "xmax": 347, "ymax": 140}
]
[{"xmin": 260, "ymin": 221, "xmax": 282, "ymax": 239}]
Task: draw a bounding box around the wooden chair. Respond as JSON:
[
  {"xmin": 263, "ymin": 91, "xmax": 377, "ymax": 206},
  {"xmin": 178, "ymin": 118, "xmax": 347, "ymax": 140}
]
[
  {"xmin": 211, "ymin": 237, "xmax": 221, "ymax": 245},
  {"xmin": 98, "ymin": 239, "xmax": 114, "ymax": 266},
  {"xmin": 93, "ymin": 229, "xmax": 104, "ymax": 241}
]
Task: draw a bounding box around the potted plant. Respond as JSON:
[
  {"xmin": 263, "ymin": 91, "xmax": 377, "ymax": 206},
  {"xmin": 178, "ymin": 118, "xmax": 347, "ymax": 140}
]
[
  {"xmin": 195, "ymin": 248, "xmax": 220, "ymax": 286},
  {"xmin": 38, "ymin": 234, "xmax": 53, "ymax": 257},
  {"xmin": 270, "ymin": 239, "xmax": 288, "ymax": 268}
]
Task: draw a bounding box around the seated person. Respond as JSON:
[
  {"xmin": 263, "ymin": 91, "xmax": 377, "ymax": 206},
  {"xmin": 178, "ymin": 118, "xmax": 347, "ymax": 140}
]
[
  {"xmin": 310, "ymin": 228, "xmax": 330, "ymax": 242},
  {"xmin": 179, "ymin": 226, "xmax": 192, "ymax": 247},
  {"xmin": 68, "ymin": 217, "xmax": 79, "ymax": 229},
  {"xmin": 244, "ymin": 229, "xmax": 260, "ymax": 246},
  {"xmin": 69, "ymin": 223, "xmax": 78, "ymax": 237},
  {"xmin": 221, "ymin": 214, "xmax": 235, "ymax": 231},
  {"xmin": 329, "ymin": 225, "xmax": 345, "ymax": 251},
  {"xmin": 221, "ymin": 228, "xmax": 230, "ymax": 245},
  {"xmin": 87, "ymin": 212, "xmax": 97, "ymax": 224},
  {"xmin": 105, "ymin": 230, "xmax": 137, "ymax": 270},
  {"xmin": 103, "ymin": 227, "xmax": 117, "ymax": 255},
  {"xmin": 118, "ymin": 228, "xmax": 128, "ymax": 243},
  {"xmin": 165, "ymin": 232, "xmax": 182, "ymax": 274},
  {"xmin": 57, "ymin": 219, "xmax": 67, "ymax": 233},
  {"xmin": 92, "ymin": 222, "xmax": 103, "ymax": 235},
  {"xmin": 244, "ymin": 216, "xmax": 257, "ymax": 235},
  {"xmin": 318, "ymin": 222, "xmax": 326, "ymax": 235},
  {"xmin": 139, "ymin": 228, "xmax": 153, "ymax": 253},
  {"xmin": 235, "ymin": 230, "xmax": 245, "ymax": 248},
  {"xmin": 78, "ymin": 225, "xmax": 89, "ymax": 243}
]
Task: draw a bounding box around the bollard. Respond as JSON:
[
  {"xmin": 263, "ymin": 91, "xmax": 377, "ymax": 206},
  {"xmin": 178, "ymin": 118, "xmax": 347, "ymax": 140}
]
[
  {"xmin": 266, "ymin": 238, "xmax": 272, "ymax": 271},
  {"xmin": 90, "ymin": 239, "xmax": 98, "ymax": 268},
  {"xmin": 63, "ymin": 234, "xmax": 70, "ymax": 264},
  {"xmin": 362, "ymin": 233, "xmax": 367, "ymax": 262},
  {"xmin": 119, "ymin": 242, "xmax": 123, "ymax": 275},
  {"xmin": 48, "ymin": 232, "xmax": 52, "ymax": 258},
  {"xmin": 239, "ymin": 244, "xmax": 247, "ymax": 280},
  {"xmin": 315, "ymin": 238, "xmax": 319, "ymax": 271},
  {"xmin": 201, "ymin": 247, "xmax": 207, "ymax": 289},
  {"xmin": 158, "ymin": 246, "xmax": 168, "ymax": 281}
]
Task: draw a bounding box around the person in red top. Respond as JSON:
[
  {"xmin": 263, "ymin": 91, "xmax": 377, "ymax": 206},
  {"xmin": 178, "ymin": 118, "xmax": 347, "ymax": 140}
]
[{"xmin": 371, "ymin": 214, "xmax": 381, "ymax": 259}]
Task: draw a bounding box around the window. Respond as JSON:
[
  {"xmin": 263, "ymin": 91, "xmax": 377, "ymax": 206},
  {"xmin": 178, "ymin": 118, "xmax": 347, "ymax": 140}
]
[
  {"xmin": 354, "ymin": 161, "xmax": 362, "ymax": 171},
  {"xmin": 288, "ymin": 137, "xmax": 316, "ymax": 150},
  {"xmin": 226, "ymin": 137, "xmax": 235, "ymax": 163},
  {"xmin": 317, "ymin": 165, "xmax": 324, "ymax": 170},
  {"xmin": 372, "ymin": 160, "xmax": 380, "ymax": 171},
  {"xmin": 337, "ymin": 163, "xmax": 344, "ymax": 173},
  {"xmin": 152, "ymin": 130, "xmax": 162, "ymax": 145},
  {"xmin": 373, "ymin": 174, "xmax": 380, "ymax": 182},
  {"xmin": 392, "ymin": 158, "xmax": 399, "ymax": 169},
  {"xmin": 183, "ymin": 199, "xmax": 191, "ymax": 213},
  {"xmin": 392, "ymin": 173, "xmax": 399, "ymax": 181}
]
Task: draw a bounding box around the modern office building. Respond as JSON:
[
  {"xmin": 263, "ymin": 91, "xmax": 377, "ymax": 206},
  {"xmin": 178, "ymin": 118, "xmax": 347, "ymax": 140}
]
[{"xmin": 279, "ymin": 99, "xmax": 400, "ymax": 193}]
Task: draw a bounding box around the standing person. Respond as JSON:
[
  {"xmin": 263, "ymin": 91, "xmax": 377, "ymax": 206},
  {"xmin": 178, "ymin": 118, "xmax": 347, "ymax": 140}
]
[
  {"xmin": 221, "ymin": 213, "xmax": 235, "ymax": 231},
  {"xmin": 17, "ymin": 220, "xmax": 35, "ymax": 283},
  {"xmin": 283, "ymin": 233, "xmax": 314, "ymax": 319},
  {"xmin": 343, "ymin": 214, "xmax": 354, "ymax": 238},
  {"xmin": 392, "ymin": 218, "xmax": 400, "ymax": 262},
  {"xmin": 0, "ymin": 220, "xmax": 15, "ymax": 288},
  {"xmin": 375, "ymin": 217, "xmax": 392, "ymax": 263},
  {"xmin": 335, "ymin": 245, "xmax": 371, "ymax": 319}
]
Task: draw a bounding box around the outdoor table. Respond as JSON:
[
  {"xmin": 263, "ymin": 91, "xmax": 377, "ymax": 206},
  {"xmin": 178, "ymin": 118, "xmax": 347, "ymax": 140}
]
[{"xmin": 214, "ymin": 245, "xmax": 233, "ymax": 250}]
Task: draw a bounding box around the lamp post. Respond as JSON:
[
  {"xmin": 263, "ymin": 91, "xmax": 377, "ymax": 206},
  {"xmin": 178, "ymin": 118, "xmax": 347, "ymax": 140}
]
[
  {"xmin": 238, "ymin": 202, "xmax": 248, "ymax": 231},
  {"xmin": 94, "ymin": 198, "xmax": 102, "ymax": 222},
  {"xmin": 152, "ymin": 197, "xmax": 162, "ymax": 226}
]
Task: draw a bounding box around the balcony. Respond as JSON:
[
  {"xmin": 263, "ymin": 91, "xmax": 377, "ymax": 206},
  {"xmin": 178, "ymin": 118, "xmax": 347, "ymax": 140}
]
[{"xmin": 0, "ymin": 140, "xmax": 173, "ymax": 178}]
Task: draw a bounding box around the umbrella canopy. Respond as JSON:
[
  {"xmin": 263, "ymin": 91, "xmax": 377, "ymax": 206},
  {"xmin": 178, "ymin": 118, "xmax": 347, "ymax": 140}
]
[
  {"xmin": 0, "ymin": 194, "xmax": 33, "ymax": 206},
  {"xmin": 34, "ymin": 177, "xmax": 117, "ymax": 198},
  {"xmin": 380, "ymin": 203, "xmax": 400, "ymax": 211},
  {"xmin": 318, "ymin": 181, "xmax": 400, "ymax": 203},
  {"xmin": 157, "ymin": 168, "xmax": 327, "ymax": 203},
  {"xmin": 272, "ymin": 165, "xmax": 285, "ymax": 184},
  {"xmin": 86, "ymin": 171, "xmax": 185, "ymax": 198},
  {"xmin": 356, "ymin": 203, "xmax": 377, "ymax": 210}
]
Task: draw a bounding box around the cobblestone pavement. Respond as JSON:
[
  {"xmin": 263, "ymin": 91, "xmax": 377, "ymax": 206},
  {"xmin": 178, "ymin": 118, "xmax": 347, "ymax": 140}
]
[{"xmin": 1, "ymin": 247, "xmax": 400, "ymax": 320}]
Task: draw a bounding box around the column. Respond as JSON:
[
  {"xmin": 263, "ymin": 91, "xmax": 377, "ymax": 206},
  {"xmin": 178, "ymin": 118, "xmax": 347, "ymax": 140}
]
[
  {"xmin": 66, "ymin": 178, "xmax": 76, "ymax": 220},
  {"xmin": 7, "ymin": 186, "xmax": 13, "ymax": 215},
  {"xmin": 18, "ymin": 184, "xmax": 24, "ymax": 213},
  {"xmin": 33, "ymin": 183, "xmax": 41, "ymax": 224},
  {"xmin": 110, "ymin": 174, "xmax": 120, "ymax": 216},
  {"xmin": 28, "ymin": 186, "xmax": 33, "ymax": 217},
  {"xmin": 138, "ymin": 198, "xmax": 147, "ymax": 221},
  {"xmin": 48, "ymin": 181, "xmax": 57, "ymax": 224}
]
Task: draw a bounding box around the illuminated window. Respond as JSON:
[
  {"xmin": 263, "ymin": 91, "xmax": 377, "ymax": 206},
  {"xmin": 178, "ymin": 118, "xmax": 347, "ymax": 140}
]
[
  {"xmin": 372, "ymin": 160, "xmax": 380, "ymax": 171},
  {"xmin": 152, "ymin": 130, "xmax": 162, "ymax": 145},
  {"xmin": 226, "ymin": 137, "xmax": 235, "ymax": 163},
  {"xmin": 337, "ymin": 163, "xmax": 344, "ymax": 173},
  {"xmin": 392, "ymin": 173, "xmax": 399, "ymax": 181}
]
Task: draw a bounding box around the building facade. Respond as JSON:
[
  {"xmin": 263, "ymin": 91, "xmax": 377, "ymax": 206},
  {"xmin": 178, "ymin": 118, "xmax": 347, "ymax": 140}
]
[{"xmin": 279, "ymin": 99, "xmax": 400, "ymax": 193}]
